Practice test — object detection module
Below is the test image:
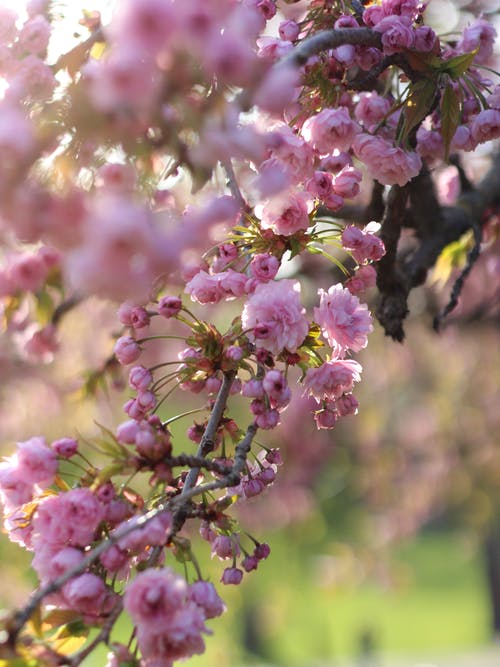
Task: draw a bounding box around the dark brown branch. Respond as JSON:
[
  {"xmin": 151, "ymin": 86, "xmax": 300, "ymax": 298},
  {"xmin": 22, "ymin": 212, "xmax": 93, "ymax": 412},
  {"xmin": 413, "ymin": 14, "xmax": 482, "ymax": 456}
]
[
  {"xmin": 375, "ymin": 185, "xmax": 409, "ymax": 341},
  {"xmin": 281, "ymin": 28, "xmax": 382, "ymax": 68}
]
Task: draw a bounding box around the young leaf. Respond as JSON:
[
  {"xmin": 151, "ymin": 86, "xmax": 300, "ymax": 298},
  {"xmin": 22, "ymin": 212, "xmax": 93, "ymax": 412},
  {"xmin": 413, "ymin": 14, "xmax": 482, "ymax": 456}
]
[
  {"xmin": 401, "ymin": 79, "xmax": 437, "ymax": 143},
  {"xmin": 438, "ymin": 49, "xmax": 478, "ymax": 78},
  {"xmin": 440, "ymin": 82, "xmax": 461, "ymax": 160}
]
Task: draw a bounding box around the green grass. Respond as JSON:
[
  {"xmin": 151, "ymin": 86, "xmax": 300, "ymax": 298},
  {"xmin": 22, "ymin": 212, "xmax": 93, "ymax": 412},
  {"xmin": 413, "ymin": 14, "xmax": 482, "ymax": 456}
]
[{"xmin": 188, "ymin": 531, "xmax": 490, "ymax": 666}]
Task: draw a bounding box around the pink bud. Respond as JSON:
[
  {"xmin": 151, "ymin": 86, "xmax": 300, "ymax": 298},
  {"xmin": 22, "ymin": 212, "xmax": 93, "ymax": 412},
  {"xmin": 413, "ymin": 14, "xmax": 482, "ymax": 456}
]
[
  {"xmin": 114, "ymin": 336, "xmax": 141, "ymax": 365},
  {"xmin": 221, "ymin": 567, "xmax": 243, "ymax": 585},
  {"xmin": 158, "ymin": 295, "xmax": 182, "ymax": 318},
  {"xmin": 52, "ymin": 437, "xmax": 78, "ymax": 458},
  {"xmin": 254, "ymin": 543, "xmax": 271, "ymax": 560},
  {"xmin": 129, "ymin": 366, "xmax": 153, "ymax": 392}
]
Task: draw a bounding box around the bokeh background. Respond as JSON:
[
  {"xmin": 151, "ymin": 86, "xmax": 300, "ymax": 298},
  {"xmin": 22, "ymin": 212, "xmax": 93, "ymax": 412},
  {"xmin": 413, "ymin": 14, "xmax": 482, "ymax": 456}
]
[{"xmin": 0, "ymin": 0, "xmax": 500, "ymax": 666}]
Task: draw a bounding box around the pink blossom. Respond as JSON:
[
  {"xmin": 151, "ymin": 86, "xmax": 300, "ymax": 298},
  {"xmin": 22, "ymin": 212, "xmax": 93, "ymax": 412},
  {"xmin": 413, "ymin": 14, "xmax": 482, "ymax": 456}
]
[
  {"xmin": 470, "ymin": 109, "xmax": 500, "ymax": 145},
  {"xmin": 33, "ymin": 545, "xmax": 84, "ymax": 584},
  {"xmin": 304, "ymin": 359, "xmax": 362, "ymax": 402},
  {"xmin": 257, "ymin": 36, "xmax": 293, "ymax": 60},
  {"xmin": 0, "ymin": 461, "xmax": 34, "ymax": 511},
  {"xmin": 185, "ymin": 271, "xmax": 222, "ymax": 304},
  {"xmin": 96, "ymin": 163, "xmax": 137, "ymax": 192},
  {"xmin": 259, "ymin": 193, "xmax": 311, "ymax": 236},
  {"xmin": 279, "ymin": 19, "xmax": 300, "ymax": 41},
  {"xmin": 63, "ymin": 573, "xmax": 107, "ymax": 614},
  {"xmin": 33, "ymin": 488, "xmax": 104, "ymax": 548},
  {"xmin": 190, "ymin": 581, "xmax": 226, "ymax": 619},
  {"xmin": 305, "ymin": 171, "xmax": 334, "ymax": 200},
  {"xmin": 353, "ymin": 134, "xmax": 421, "ymax": 186},
  {"xmin": 24, "ymin": 325, "xmax": 59, "ymax": 361},
  {"xmin": 265, "ymin": 124, "xmax": 315, "ymax": 184},
  {"xmin": 375, "ymin": 16, "xmax": 415, "ymax": 55},
  {"xmin": 18, "ymin": 15, "xmax": 51, "ymax": 55},
  {"xmin": 86, "ymin": 49, "xmax": 160, "ymax": 113},
  {"xmin": 0, "ymin": 7, "xmax": 18, "ymax": 43},
  {"xmin": 345, "ymin": 264, "xmax": 377, "ymax": 295},
  {"xmin": 8, "ymin": 253, "xmax": 48, "ymax": 292},
  {"xmin": 241, "ymin": 280, "xmax": 309, "ymax": 355},
  {"xmin": 341, "ymin": 223, "xmax": 386, "ymax": 264},
  {"xmin": 124, "ymin": 568, "xmax": 189, "ymax": 626},
  {"xmin": 114, "ymin": 336, "xmax": 141, "ymax": 365},
  {"xmin": 354, "ymin": 92, "xmax": 392, "ymax": 127},
  {"xmin": 363, "ymin": 4, "xmax": 385, "ymax": 27},
  {"xmin": 109, "ymin": 0, "xmax": 177, "ymax": 53},
  {"xmin": 253, "ymin": 64, "xmax": 301, "ymax": 114},
  {"xmin": 302, "ymin": 107, "xmax": 361, "ymax": 154},
  {"xmin": 414, "ymin": 25, "xmax": 437, "ymax": 52},
  {"xmin": 135, "ymin": 601, "xmax": 207, "ymax": 662},
  {"xmin": 314, "ymin": 284, "xmax": 373, "ymax": 355},
  {"xmin": 382, "ymin": 0, "xmax": 420, "ymax": 19},
  {"xmin": 457, "ymin": 18, "xmax": 497, "ymax": 64},
  {"xmin": 16, "ymin": 436, "xmax": 58, "ymax": 487}
]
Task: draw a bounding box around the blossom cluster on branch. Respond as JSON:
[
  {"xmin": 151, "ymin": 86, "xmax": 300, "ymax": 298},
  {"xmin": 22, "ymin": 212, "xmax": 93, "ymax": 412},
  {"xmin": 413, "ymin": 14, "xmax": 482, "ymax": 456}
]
[{"xmin": 0, "ymin": 0, "xmax": 498, "ymax": 665}]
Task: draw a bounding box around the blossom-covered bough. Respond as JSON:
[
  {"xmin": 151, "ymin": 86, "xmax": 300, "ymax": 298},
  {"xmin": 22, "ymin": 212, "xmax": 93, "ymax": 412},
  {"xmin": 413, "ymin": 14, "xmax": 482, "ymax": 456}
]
[{"xmin": 0, "ymin": 0, "xmax": 498, "ymax": 665}]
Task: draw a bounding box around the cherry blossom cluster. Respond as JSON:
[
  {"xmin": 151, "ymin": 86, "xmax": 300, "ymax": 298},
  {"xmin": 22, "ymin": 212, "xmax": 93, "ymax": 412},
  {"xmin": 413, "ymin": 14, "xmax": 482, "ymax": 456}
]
[{"xmin": 0, "ymin": 0, "xmax": 498, "ymax": 665}]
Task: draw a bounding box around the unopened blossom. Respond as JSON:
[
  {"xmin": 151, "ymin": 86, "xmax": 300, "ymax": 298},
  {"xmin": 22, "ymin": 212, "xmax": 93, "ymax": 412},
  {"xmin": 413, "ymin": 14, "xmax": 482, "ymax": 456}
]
[
  {"xmin": 333, "ymin": 167, "xmax": 362, "ymax": 199},
  {"xmin": 221, "ymin": 567, "xmax": 243, "ymax": 585},
  {"xmin": 314, "ymin": 284, "xmax": 373, "ymax": 356},
  {"xmin": 51, "ymin": 437, "xmax": 78, "ymax": 459},
  {"xmin": 336, "ymin": 394, "xmax": 360, "ymax": 416},
  {"xmin": 158, "ymin": 295, "xmax": 182, "ymax": 318},
  {"xmin": 114, "ymin": 336, "xmax": 141, "ymax": 365},
  {"xmin": 302, "ymin": 107, "xmax": 361, "ymax": 154},
  {"xmin": 241, "ymin": 280, "xmax": 309, "ymax": 356},
  {"xmin": 129, "ymin": 366, "xmax": 153, "ymax": 392},
  {"xmin": 315, "ymin": 407, "xmax": 338, "ymax": 429},
  {"xmin": 345, "ymin": 264, "xmax": 377, "ymax": 295},
  {"xmin": 245, "ymin": 251, "xmax": 285, "ymax": 285},
  {"xmin": 279, "ymin": 19, "xmax": 300, "ymax": 41}
]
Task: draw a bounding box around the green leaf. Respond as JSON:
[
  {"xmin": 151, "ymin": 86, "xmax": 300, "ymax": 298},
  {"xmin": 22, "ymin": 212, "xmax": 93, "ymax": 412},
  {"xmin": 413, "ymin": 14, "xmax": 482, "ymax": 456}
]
[
  {"xmin": 41, "ymin": 609, "xmax": 81, "ymax": 632},
  {"xmin": 440, "ymin": 82, "xmax": 461, "ymax": 160},
  {"xmin": 401, "ymin": 79, "xmax": 437, "ymax": 143},
  {"xmin": 437, "ymin": 49, "xmax": 478, "ymax": 78}
]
